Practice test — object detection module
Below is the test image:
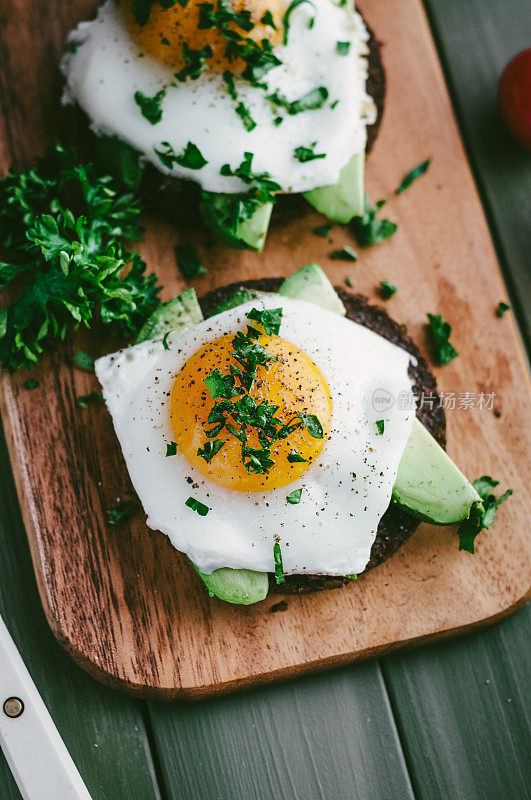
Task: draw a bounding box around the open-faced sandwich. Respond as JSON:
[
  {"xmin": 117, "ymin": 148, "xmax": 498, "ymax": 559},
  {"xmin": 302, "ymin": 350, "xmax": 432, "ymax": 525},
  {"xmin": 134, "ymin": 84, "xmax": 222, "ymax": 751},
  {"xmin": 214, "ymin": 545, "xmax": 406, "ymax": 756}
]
[
  {"xmin": 61, "ymin": 0, "xmax": 384, "ymax": 250},
  {"xmin": 95, "ymin": 264, "xmax": 490, "ymax": 605}
]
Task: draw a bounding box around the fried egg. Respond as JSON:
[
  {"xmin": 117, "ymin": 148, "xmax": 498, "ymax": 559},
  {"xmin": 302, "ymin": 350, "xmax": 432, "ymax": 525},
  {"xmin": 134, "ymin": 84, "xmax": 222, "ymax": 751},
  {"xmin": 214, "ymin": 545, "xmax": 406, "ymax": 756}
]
[
  {"xmin": 61, "ymin": 0, "xmax": 375, "ymax": 193},
  {"xmin": 95, "ymin": 295, "xmax": 416, "ymax": 576}
]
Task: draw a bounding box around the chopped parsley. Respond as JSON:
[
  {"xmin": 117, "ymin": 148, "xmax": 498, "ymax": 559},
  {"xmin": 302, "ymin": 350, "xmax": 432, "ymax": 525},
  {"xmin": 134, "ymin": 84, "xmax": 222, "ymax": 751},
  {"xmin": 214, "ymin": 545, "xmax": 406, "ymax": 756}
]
[
  {"xmin": 24, "ymin": 379, "xmax": 39, "ymax": 390},
  {"xmin": 198, "ymin": 439, "xmax": 225, "ymax": 463},
  {"xmin": 294, "ymin": 142, "xmax": 326, "ymax": 162},
  {"xmin": 379, "ymin": 280, "xmax": 398, "ymax": 299},
  {"xmin": 375, "ymin": 420, "xmax": 385, "ymax": 435},
  {"xmin": 345, "ymin": 276, "xmax": 353, "ymax": 288},
  {"xmin": 273, "ymin": 541, "xmax": 285, "ymax": 584},
  {"xmin": 457, "ymin": 476, "xmax": 512, "ymax": 553},
  {"xmin": 198, "ymin": 1, "xmax": 281, "ymax": 84},
  {"xmin": 134, "ymin": 88, "xmax": 166, "ymax": 124},
  {"xmin": 346, "ymin": 573, "xmax": 357, "ymax": 581},
  {"xmin": 106, "ymin": 499, "xmax": 139, "ymax": 525},
  {"xmin": 0, "ymin": 142, "xmax": 161, "ymax": 371},
  {"xmin": 198, "ymin": 308, "xmax": 323, "ymax": 475},
  {"xmin": 76, "ymin": 392, "xmax": 104, "ymax": 408},
  {"xmin": 71, "ymin": 351, "xmax": 95, "ymax": 372},
  {"xmin": 174, "ymin": 42, "xmax": 213, "ymax": 82},
  {"xmin": 261, "ymin": 9, "xmax": 277, "ymax": 28},
  {"xmin": 330, "ymin": 246, "xmax": 357, "ymax": 261},
  {"xmin": 298, "ymin": 412, "xmax": 323, "ymax": 439},
  {"xmin": 165, "ymin": 442, "xmax": 178, "ymax": 456},
  {"xmin": 352, "ymin": 194, "xmax": 397, "ymax": 246},
  {"xmin": 336, "ymin": 41, "xmax": 351, "ymax": 55},
  {"xmin": 185, "ymin": 496, "xmax": 210, "ymax": 516},
  {"xmin": 427, "ymin": 313, "xmax": 458, "ymax": 365},
  {"xmin": 268, "ymin": 86, "xmax": 329, "ymax": 115},
  {"xmin": 283, "ymin": 0, "xmax": 315, "ymax": 44},
  {"xmin": 496, "ymin": 302, "xmax": 511, "ymax": 318},
  {"xmin": 220, "ymin": 152, "xmax": 280, "ymax": 204},
  {"xmin": 154, "ymin": 141, "xmax": 208, "ymax": 170},
  {"xmin": 247, "ymin": 306, "xmax": 283, "ymax": 335},
  {"xmin": 286, "ymin": 487, "xmax": 302, "ymax": 504},
  {"xmin": 162, "ymin": 331, "xmax": 171, "ymax": 350},
  {"xmin": 313, "ymin": 223, "xmax": 332, "ymax": 237},
  {"xmin": 395, "ymin": 158, "xmax": 432, "ymax": 194},
  {"xmin": 222, "ymin": 72, "xmax": 257, "ymax": 131},
  {"xmin": 287, "ymin": 451, "xmax": 308, "ymax": 463},
  {"xmin": 176, "ymin": 243, "xmax": 207, "ymax": 279}
]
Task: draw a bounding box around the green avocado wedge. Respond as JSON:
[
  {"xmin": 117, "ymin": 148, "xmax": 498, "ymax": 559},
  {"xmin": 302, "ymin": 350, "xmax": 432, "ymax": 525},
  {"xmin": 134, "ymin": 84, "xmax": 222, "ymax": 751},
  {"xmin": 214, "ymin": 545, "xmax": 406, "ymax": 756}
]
[
  {"xmin": 135, "ymin": 288, "xmax": 203, "ymax": 344},
  {"xmin": 303, "ymin": 151, "xmax": 365, "ymax": 223},
  {"xmin": 191, "ymin": 563, "xmax": 269, "ymax": 605},
  {"xmin": 279, "ymin": 262, "xmax": 347, "ymax": 316},
  {"xmin": 199, "ymin": 192, "xmax": 274, "ymax": 252},
  {"xmin": 393, "ymin": 418, "xmax": 481, "ymax": 524}
]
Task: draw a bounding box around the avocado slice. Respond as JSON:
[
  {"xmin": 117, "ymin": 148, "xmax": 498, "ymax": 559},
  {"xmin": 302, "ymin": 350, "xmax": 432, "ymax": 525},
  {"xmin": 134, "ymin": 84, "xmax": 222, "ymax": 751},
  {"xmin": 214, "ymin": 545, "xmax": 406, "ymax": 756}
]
[
  {"xmin": 191, "ymin": 563, "xmax": 269, "ymax": 605},
  {"xmin": 393, "ymin": 418, "xmax": 481, "ymax": 524},
  {"xmin": 279, "ymin": 263, "xmax": 347, "ymax": 316},
  {"xmin": 303, "ymin": 151, "xmax": 365, "ymax": 223},
  {"xmin": 135, "ymin": 288, "xmax": 204, "ymax": 344},
  {"xmin": 199, "ymin": 192, "xmax": 274, "ymax": 252}
]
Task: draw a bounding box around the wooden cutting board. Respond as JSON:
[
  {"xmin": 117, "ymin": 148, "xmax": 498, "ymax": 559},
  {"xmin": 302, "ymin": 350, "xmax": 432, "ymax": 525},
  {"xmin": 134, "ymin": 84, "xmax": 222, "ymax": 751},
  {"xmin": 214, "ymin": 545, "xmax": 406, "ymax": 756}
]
[{"xmin": 0, "ymin": 0, "xmax": 529, "ymax": 700}]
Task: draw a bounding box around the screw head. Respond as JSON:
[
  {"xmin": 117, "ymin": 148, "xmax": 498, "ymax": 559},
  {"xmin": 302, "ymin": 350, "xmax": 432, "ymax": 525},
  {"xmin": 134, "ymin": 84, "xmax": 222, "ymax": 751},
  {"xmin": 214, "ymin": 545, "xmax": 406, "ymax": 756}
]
[{"xmin": 3, "ymin": 697, "xmax": 24, "ymax": 718}]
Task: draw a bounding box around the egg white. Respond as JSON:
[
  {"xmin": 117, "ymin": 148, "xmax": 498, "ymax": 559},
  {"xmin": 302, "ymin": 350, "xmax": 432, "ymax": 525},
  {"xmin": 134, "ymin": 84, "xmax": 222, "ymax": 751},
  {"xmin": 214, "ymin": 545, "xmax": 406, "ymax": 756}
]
[
  {"xmin": 95, "ymin": 295, "xmax": 416, "ymax": 576},
  {"xmin": 62, "ymin": 0, "xmax": 375, "ymax": 193}
]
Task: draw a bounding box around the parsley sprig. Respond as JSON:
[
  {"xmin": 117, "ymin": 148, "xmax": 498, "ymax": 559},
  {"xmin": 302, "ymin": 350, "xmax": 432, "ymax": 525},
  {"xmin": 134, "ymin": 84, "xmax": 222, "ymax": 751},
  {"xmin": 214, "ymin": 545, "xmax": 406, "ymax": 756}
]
[
  {"xmin": 197, "ymin": 307, "xmax": 323, "ymax": 474},
  {"xmin": 457, "ymin": 476, "xmax": 512, "ymax": 553},
  {"xmin": 0, "ymin": 143, "xmax": 162, "ymax": 371}
]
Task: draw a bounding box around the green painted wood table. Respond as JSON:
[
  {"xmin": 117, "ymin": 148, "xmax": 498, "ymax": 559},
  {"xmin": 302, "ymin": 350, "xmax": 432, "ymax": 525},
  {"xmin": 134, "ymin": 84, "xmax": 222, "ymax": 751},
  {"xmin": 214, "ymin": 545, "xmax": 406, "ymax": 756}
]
[{"xmin": 1, "ymin": 0, "xmax": 529, "ymax": 797}]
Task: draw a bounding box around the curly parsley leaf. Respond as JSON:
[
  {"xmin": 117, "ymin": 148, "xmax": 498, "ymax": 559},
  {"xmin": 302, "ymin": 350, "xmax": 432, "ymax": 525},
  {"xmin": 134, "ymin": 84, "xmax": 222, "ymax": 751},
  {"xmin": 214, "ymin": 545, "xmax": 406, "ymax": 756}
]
[
  {"xmin": 287, "ymin": 451, "xmax": 308, "ymax": 463},
  {"xmin": 330, "ymin": 246, "xmax": 357, "ymax": 262},
  {"xmin": 174, "ymin": 42, "xmax": 213, "ymax": 82},
  {"xmin": 76, "ymin": 391, "xmax": 104, "ymax": 408},
  {"xmin": 297, "ymin": 413, "xmax": 323, "ymax": 439},
  {"xmin": 134, "ymin": 88, "xmax": 166, "ymax": 124},
  {"xmin": 375, "ymin": 419, "xmax": 385, "ymax": 435},
  {"xmin": 166, "ymin": 441, "xmax": 178, "ymax": 456},
  {"xmin": 198, "ymin": 439, "xmax": 225, "ymax": 463},
  {"xmin": 247, "ymin": 307, "xmax": 283, "ymax": 336},
  {"xmin": 286, "ymin": 487, "xmax": 302, "ymax": 504},
  {"xmin": 71, "ymin": 351, "xmax": 95, "ymax": 372},
  {"xmin": 273, "ymin": 541, "xmax": 285, "ymax": 584},
  {"xmin": 106, "ymin": 499, "xmax": 140, "ymax": 525},
  {"xmin": 352, "ymin": 193, "xmax": 398, "ymax": 246},
  {"xmin": 283, "ymin": 0, "xmax": 315, "ymax": 44},
  {"xmin": 261, "ymin": 9, "xmax": 277, "ymax": 28},
  {"xmin": 457, "ymin": 476, "xmax": 513, "ymax": 554},
  {"xmin": 294, "ymin": 142, "xmax": 326, "ymax": 163},
  {"xmin": 496, "ymin": 301, "xmax": 511, "ymax": 318},
  {"xmin": 185, "ymin": 496, "xmax": 209, "ymax": 516},
  {"xmin": 155, "ymin": 140, "xmax": 208, "ymax": 170},
  {"xmin": 0, "ymin": 143, "xmax": 162, "ymax": 370},
  {"xmin": 379, "ymin": 280, "xmax": 398, "ymax": 299},
  {"xmin": 268, "ymin": 86, "xmax": 328, "ymax": 115},
  {"xmin": 175, "ymin": 243, "xmax": 207, "ymax": 279},
  {"xmin": 427, "ymin": 313, "xmax": 458, "ymax": 365},
  {"xmin": 313, "ymin": 223, "xmax": 332, "ymax": 238},
  {"xmin": 395, "ymin": 158, "xmax": 431, "ymax": 194}
]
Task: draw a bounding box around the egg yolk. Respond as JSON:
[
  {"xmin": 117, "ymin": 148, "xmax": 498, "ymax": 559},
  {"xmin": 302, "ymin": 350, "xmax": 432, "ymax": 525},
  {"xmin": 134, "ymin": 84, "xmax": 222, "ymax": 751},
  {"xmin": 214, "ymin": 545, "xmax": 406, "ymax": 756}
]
[
  {"xmin": 170, "ymin": 332, "xmax": 332, "ymax": 492},
  {"xmin": 125, "ymin": 0, "xmax": 285, "ymax": 73}
]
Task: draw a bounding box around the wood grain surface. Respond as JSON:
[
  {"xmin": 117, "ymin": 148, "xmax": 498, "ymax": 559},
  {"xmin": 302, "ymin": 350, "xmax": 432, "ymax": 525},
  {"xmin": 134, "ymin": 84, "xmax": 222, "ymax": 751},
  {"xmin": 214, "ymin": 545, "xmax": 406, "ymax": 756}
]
[{"xmin": 0, "ymin": 0, "xmax": 529, "ymax": 700}]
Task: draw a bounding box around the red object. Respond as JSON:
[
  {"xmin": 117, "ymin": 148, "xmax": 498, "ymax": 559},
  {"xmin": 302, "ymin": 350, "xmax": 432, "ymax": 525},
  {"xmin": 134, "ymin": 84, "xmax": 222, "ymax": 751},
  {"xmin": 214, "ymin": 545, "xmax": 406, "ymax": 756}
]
[{"xmin": 498, "ymin": 48, "xmax": 531, "ymax": 150}]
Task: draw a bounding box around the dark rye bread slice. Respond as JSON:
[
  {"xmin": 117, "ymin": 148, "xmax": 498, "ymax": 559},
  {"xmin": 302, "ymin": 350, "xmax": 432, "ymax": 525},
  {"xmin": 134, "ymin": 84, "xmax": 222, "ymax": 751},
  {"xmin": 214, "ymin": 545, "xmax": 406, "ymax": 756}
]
[{"xmin": 199, "ymin": 278, "xmax": 446, "ymax": 595}]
